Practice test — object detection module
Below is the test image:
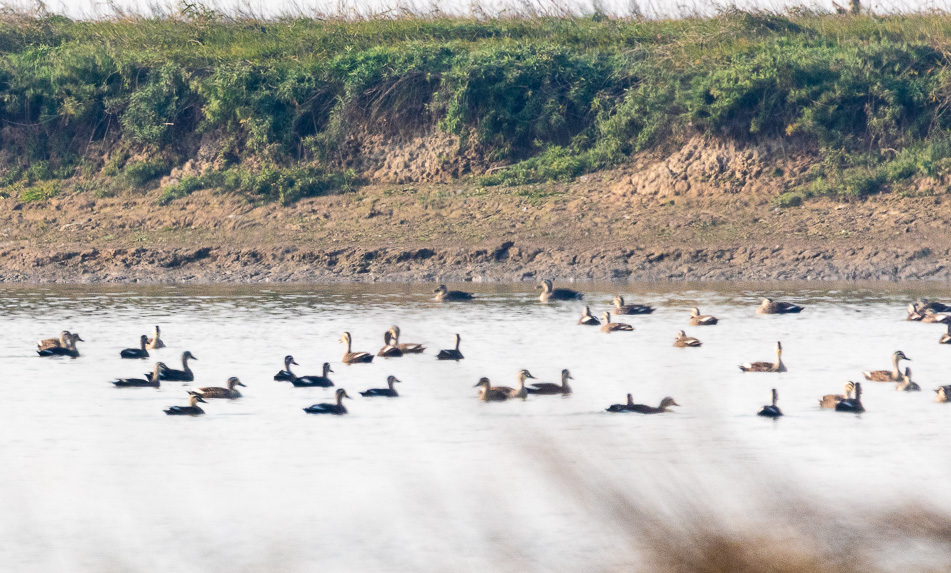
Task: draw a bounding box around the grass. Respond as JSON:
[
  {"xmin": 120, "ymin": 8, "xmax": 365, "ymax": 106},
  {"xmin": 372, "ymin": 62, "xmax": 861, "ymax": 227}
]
[{"xmin": 2, "ymin": 4, "xmax": 951, "ymax": 203}]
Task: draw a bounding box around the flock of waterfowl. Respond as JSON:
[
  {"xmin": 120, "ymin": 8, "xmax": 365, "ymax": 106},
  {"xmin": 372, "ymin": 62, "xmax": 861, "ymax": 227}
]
[{"xmin": 32, "ymin": 282, "xmax": 951, "ymax": 418}]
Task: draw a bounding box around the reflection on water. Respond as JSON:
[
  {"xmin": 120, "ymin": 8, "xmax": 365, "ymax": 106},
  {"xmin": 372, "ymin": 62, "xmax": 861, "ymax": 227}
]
[{"xmin": 1, "ymin": 282, "xmax": 951, "ymax": 571}]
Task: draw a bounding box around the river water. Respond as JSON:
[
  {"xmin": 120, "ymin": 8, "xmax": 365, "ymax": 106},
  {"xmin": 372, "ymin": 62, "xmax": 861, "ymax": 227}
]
[{"xmin": 1, "ymin": 282, "xmax": 950, "ymax": 571}]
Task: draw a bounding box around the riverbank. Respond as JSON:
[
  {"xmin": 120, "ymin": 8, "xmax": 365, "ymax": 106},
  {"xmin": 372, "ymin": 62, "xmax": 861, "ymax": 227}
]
[{"xmin": 4, "ymin": 167, "xmax": 950, "ymax": 283}]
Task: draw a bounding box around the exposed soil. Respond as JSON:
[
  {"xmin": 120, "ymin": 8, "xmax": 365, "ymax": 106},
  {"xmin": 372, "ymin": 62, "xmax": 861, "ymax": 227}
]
[{"xmin": 4, "ymin": 137, "xmax": 951, "ymax": 284}]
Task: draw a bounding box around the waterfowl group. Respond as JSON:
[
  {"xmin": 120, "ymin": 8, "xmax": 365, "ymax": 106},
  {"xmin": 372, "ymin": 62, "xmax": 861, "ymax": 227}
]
[
  {"xmin": 819, "ymin": 382, "xmax": 856, "ymax": 408},
  {"xmin": 37, "ymin": 332, "xmax": 82, "ymax": 357},
  {"xmin": 387, "ymin": 326, "xmax": 425, "ymax": 354},
  {"xmin": 834, "ymin": 382, "xmax": 865, "ymax": 413},
  {"xmin": 606, "ymin": 396, "xmax": 679, "ymax": 414}
]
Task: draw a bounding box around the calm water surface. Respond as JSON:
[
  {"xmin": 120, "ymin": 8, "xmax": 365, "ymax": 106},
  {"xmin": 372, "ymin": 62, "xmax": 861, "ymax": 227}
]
[{"xmin": 2, "ymin": 282, "xmax": 951, "ymax": 571}]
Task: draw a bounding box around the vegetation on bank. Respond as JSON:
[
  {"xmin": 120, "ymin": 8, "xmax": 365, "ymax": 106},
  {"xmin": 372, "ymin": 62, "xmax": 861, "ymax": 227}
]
[{"xmin": 2, "ymin": 5, "xmax": 951, "ymax": 204}]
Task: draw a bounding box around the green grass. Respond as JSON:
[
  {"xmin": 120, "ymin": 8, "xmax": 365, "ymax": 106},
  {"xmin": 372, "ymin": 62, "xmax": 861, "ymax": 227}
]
[{"xmin": 3, "ymin": 6, "xmax": 951, "ymax": 202}]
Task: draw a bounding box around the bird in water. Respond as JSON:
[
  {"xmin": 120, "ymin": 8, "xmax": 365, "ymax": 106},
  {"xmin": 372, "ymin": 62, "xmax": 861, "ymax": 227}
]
[
  {"xmin": 739, "ymin": 341, "xmax": 786, "ymax": 372},
  {"xmin": 606, "ymin": 394, "xmax": 635, "ymax": 412},
  {"xmin": 757, "ymin": 388, "xmax": 783, "ymax": 418},
  {"xmin": 37, "ymin": 333, "xmax": 82, "ymax": 358},
  {"xmin": 304, "ymin": 389, "xmax": 351, "ymax": 415},
  {"xmin": 436, "ymin": 334, "xmax": 464, "ymax": 361},
  {"xmin": 195, "ymin": 377, "xmax": 246, "ymax": 399},
  {"xmin": 160, "ymin": 351, "xmax": 197, "ymax": 381},
  {"xmin": 289, "ymin": 362, "xmax": 335, "ymax": 388},
  {"xmin": 360, "ymin": 375, "xmax": 401, "ymax": 397},
  {"xmin": 756, "ymin": 298, "xmax": 804, "ymax": 314},
  {"xmin": 120, "ymin": 335, "xmax": 150, "ymax": 359},
  {"xmin": 164, "ymin": 392, "xmax": 207, "ymax": 416},
  {"xmin": 433, "ymin": 284, "xmax": 474, "ymax": 302},
  {"xmin": 526, "ymin": 369, "xmax": 572, "ymax": 396},
  {"xmin": 112, "ymin": 362, "xmax": 167, "ymax": 388},
  {"xmin": 536, "ymin": 279, "xmax": 583, "ymax": 302},
  {"xmin": 274, "ymin": 355, "xmax": 298, "ymax": 381},
  {"xmin": 673, "ymin": 330, "xmax": 701, "ymax": 347}
]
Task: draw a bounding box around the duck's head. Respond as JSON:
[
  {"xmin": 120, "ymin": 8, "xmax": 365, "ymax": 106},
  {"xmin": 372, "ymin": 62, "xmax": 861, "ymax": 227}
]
[
  {"xmin": 775, "ymin": 341, "xmax": 783, "ymax": 353},
  {"xmin": 626, "ymin": 393, "xmax": 634, "ymax": 405},
  {"xmin": 676, "ymin": 330, "xmax": 687, "ymax": 339},
  {"xmin": 613, "ymin": 295, "xmax": 624, "ymax": 306},
  {"xmin": 339, "ymin": 332, "xmax": 352, "ymax": 344},
  {"xmin": 845, "ymin": 381, "xmax": 856, "ymax": 396},
  {"xmin": 770, "ymin": 388, "xmax": 778, "ymax": 401},
  {"xmin": 154, "ymin": 325, "xmax": 161, "ymax": 335},
  {"xmin": 761, "ymin": 298, "xmax": 773, "ymax": 305},
  {"xmin": 536, "ymin": 279, "xmax": 553, "ymax": 291},
  {"xmin": 895, "ymin": 350, "xmax": 911, "ymax": 361},
  {"xmin": 691, "ymin": 307, "xmax": 701, "ymax": 317},
  {"xmin": 322, "ymin": 362, "xmax": 334, "ymax": 374},
  {"xmin": 474, "ymin": 377, "xmax": 491, "ymax": 388},
  {"xmin": 601, "ymin": 311, "xmax": 611, "ymax": 322},
  {"xmin": 387, "ymin": 325, "xmax": 401, "ymax": 339},
  {"xmin": 228, "ymin": 377, "xmax": 246, "ymax": 388},
  {"xmin": 386, "ymin": 375, "xmax": 401, "ymax": 386},
  {"xmin": 562, "ymin": 368, "xmax": 573, "ymax": 381},
  {"xmin": 582, "ymin": 305, "xmax": 592, "ymax": 315},
  {"xmin": 183, "ymin": 351, "xmax": 197, "ymax": 361},
  {"xmin": 284, "ymin": 355, "xmax": 299, "ymax": 367},
  {"xmin": 660, "ymin": 397, "xmax": 680, "ymax": 409},
  {"xmin": 71, "ymin": 333, "xmax": 85, "ymax": 343},
  {"xmin": 154, "ymin": 362, "xmax": 169, "ymax": 373},
  {"xmin": 139, "ymin": 334, "xmax": 149, "ymax": 345},
  {"xmin": 336, "ymin": 388, "xmax": 351, "ymax": 400},
  {"xmin": 187, "ymin": 392, "xmax": 207, "ymax": 405},
  {"xmin": 434, "ymin": 285, "xmax": 448, "ymax": 294},
  {"xmin": 517, "ymin": 369, "xmax": 535, "ymax": 382}
]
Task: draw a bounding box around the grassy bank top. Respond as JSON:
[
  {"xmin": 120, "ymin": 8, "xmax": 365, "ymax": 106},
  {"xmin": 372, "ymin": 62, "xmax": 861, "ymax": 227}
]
[{"xmin": 3, "ymin": 7, "xmax": 951, "ymax": 204}]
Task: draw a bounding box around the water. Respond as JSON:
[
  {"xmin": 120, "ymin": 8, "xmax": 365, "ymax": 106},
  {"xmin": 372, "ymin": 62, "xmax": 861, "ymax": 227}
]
[{"xmin": 1, "ymin": 282, "xmax": 951, "ymax": 571}]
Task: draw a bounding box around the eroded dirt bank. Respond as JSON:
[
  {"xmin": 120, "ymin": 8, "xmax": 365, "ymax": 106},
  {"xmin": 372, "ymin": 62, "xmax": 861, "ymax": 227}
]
[{"xmin": 4, "ymin": 139, "xmax": 951, "ymax": 284}]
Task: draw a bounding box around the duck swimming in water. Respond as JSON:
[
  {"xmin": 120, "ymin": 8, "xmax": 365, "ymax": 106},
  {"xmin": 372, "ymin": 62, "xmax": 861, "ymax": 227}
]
[
  {"xmin": 146, "ymin": 325, "xmax": 166, "ymax": 349},
  {"xmin": 112, "ymin": 362, "xmax": 167, "ymax": 388},
  {"xmin": 612, "ymin": 295, "xmax": 654, "ymax": 315},
  {"xmin": 195, "ymin": 377, "xmax": 246, "ymax": 399},
  {"xmin": 526, "ymin": 369, "xmax": 572, "ymax": 396},
  {"xmin": 274, "ymin": 355, "xmax": 298, "ymax": 381},
  {"xmin": 689, "ymin": 307, "xmax": 718, "ymax": 326},
  {"xmin": 474, "ymin": 377, "xmax": 509, "ymax": 402},
  {"xmin": 863, "ymin": 351, "xmax": 910, "ymax": 382},
  {"xmin": 935, "ymin": 386, "xmax": 951, "ymax": 403},
  {"xmin": 536, "ymin": 279, "xmax": 582, "ymax": 302},
  {"xmin": 387, "ymin": 326, "xmax": 426, "ymax": 354},
  {"xmin": 673, "ymin": 330, "xmax": 702, "ymax": 347},
  {"xmin": 37, "ymin": 331, "xmax": 79, "ymax": 351},
  {"xmin": 757, "ymin": 388, "xmax": 783, "ymax": 418},
  {"xmin": 895, "ymin": 367, "xmax": 920, "ymax": 392},
  {"xmin": 578, "ymin": 306, "xmax": 600, "ymax": 326},
  {"xmin": 360, "ymin": 375, "xmax": 401, "ymax": 397},
  {"xmin": 340, "ymin": 332, "xmax": 373, "ymax": 364},
  {"xmin": 164, "ymin": 392, "xmax": 206, "ymax": 416},
  {"xmin": 600, "ymin": 312, "xmax": 634, "ymax": 333},
  {"xmin": 160, "ymin": 351, "xmax": 197, "ymax": 381},
  {"xmin": 756, "ymin": 298, "xmax": 804, "ymax": 314},
  {"xmin": 304, "ymin": 388, "xmax": 351, "ymax": 415},
  {"xmin": 819, "ymin": 382, "xmax": 855, "ymax": 409},
  {"xmin": 739, "ymin": 342, "xmax": 786, "ymax": 372},
  {"xmin": 290, "ymin": 362, "xmax": 335, "ymax": 388},
  {"xmin": 835, "ymin": 382, "xmax": 865, "ymax": 413},
  {"xmin": 434, "ymin": 284, "xmax": 474, "ymax": 302},
  {"xmin": 491, "ymin": 369, "xmax": 535, "ymax": 400},
  {"xmin": 436, "ymin": 334, "xmax": 464, "ymax": 361},
  {"xmin": 377, "ymin": 330, "xmax": 404, "ymax": 358},
  {"xmin": 627, "ymin": 397, "xmax": 680, "ymax": 414},
  {"xmin": 37, "ymin": 333, "xmax": 82, "ymax": 358},
  {"xmin": 120, "ymin": 335, "xmax": 150, "ymax": 359}
]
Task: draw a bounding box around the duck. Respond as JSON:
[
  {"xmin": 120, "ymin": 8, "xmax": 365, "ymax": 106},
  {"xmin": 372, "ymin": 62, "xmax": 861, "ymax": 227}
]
[
  {"xmin": 195, "ymin": 376, "xmax": 246, "ymax": 399},
  {"xmin": 536, "ymin": 279, "xmax": 582, "ymax": 302},
  {"xmin": 434, "ymin": 284, "xmax": 474, "ymax": 302},
  {"xmin": 606, "ymin": 394, "xmax": 635, "ymax": 412},
  {"xmin": 492, "ymin": 369, "xmax": 535, "ymax": 400},
  {"xmin": 120, "ymin": 335, "xmax": 150, "ymax": 359},
  {"xmin": 612, "ymin": 295, "xmax": 654, "ymax": 315},
  {"xmin": 940, "ymin": 324, "xmax": 951, "ymax": 345},
  {"xmin": 863, "ymin": 350, "xmax": 910, "ymax": 382},
  {"xmin": 474, "ymin": 377, "xmax": 509, "ymax": 402},
  {"xmin": 160, "ymin": 351, "xmax": 197, "ymax": 381},
  {"xmin": 37, "ymin": 332, "xmax": 82, "ymax": 357},
  {"xmin": 164, "ymin": 392, "xmax": 207, "ymax": 416},
  {"xmin": 303, "ymin": 388, "xmax": 351, "ymax": 415},
  {"xmin": 920, "ymin": 309, "xmax": 951, "ymax": 324},
  {"xmin": 600, "ymin": 311, "xmax": 634, "ymax": 333},
  {"xmin": 37, "ymin": 331, "xmax": 77, "ymax": 351},
  {"xmin": 739, "ymin": 341, "xmax": 786, "ymax": 372},
  {"xmin": 526, "ymin": 369, "xmax": 572, "ymax": 395},
  {"xmin": 146, "ymin": 325, "xmax": 166, "ymax": 349},
  {"xmin": 756, "ymin": 298, "xmax": 804, "ymax": 314},
  {"xmin": 578, "ymin": 306, "xmax": 600, "ymax": 326},
  {"xmin": 360, "ymin": 375, "xmax": 401, "ymax": 397},
  {"xmin": 274, "ymin": 355, "xmax": 298, "ymax": 381},
  {"xmin": 835, "ymin": 382, "xmax": 865, "ymax": 413},
  {"xmin": 377, "ymin": 330, "xmax": 404, "ymax": 358},
  {"xmin": 387, "ymin": 326, "xmax": 426, "ymax": 354},
  {"xmin": 689, "ymin": 307, "xmax": 718, "ymax": 325},
  {"xmin": 340, "ymin": 332, "xmax": 373, "ymax": 364},
  {"xmin": 819, "ymin": 382, "xmax": 856, "ymax": 408},
  {"xmin": 627, "ymin": 397, "xmax": 680, "ymax": 414},
  {"xmin": 895, "ymin": 367, "xmax": 920, "ymax": 392},
  {"xmin": 935, "ymin": 386, "xmax": 951, "ymax": 403},
  {"xmin": 290, "ymin": 362, "xmax": 335, "ymax": 388},
  {"xmin": 906, "ymin": 304, "xmax": 925, "ymax": 321},
  {"xmin": 673, "ymin": 330, "xmax": 701, "ymax": 347},
  {"xmin": 436, "ymin": 334, "xmax": 464, "ymax": 361},
  {"xmin": 112, "ymin": 362, "xmax": 167, "ymax": 388},
  {"xmin": 757, "ymin": 388, "xmax": 783, "ymax": 418}
]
